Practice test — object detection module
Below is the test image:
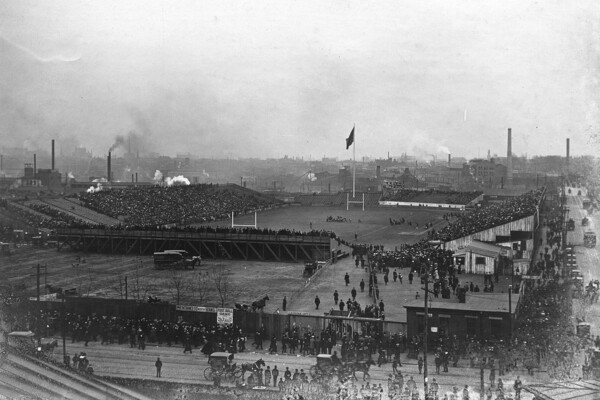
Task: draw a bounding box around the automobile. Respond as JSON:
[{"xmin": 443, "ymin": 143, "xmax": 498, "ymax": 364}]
[
  {"xmin": 584, "ymin": 232, "xmax": 596, "ymax": 248},
  {"xmin": 7, "ymin": 331, "xmax": 58, "ymax": 355}
]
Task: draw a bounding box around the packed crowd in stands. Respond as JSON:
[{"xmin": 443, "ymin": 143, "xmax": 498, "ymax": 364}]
[
  {"xmin": 77, "ymin": 184, "xmax": 279, "ymax": 226},
  {"xmin": 381, "ymin": 188, "xmax": 482, "ymax": 205},
  {"xmin": 431, "ymin": 188, "xmax": 544, "ymax": 242}
]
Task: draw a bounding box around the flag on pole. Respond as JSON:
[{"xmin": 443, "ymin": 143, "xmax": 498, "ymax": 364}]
[{"xmin": 345, "ymin": 127, "xmax": 355, "ymax": 149}]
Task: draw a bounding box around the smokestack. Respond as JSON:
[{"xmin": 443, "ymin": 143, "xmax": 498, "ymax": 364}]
[
  {"xmin": 107, "ymin": 151, "xmax": 111, "ymax": 182},
  {"xmin": 506, "ymin": 128, "xmax": 513, "ymax": 187},
  {"xmin": 376, "ymin": 165, "xmax": 381, "ymax": 180},
  {"xmin": 566, "ymin": 138, "xmax": 570, "ymax": 167},
  {"xmin": 448, "ymin": 154, "xmax": 451, "ymax": 167},
  {"xmin": 33, "ymin": 153, "xmax": 36, "ymax": 180},
  {"xmin": 51, "ymin": 139, "xmax": 55, "ymax": 170},
  {"xmin": 135, "ymin": 172, "xmax": 138, "ymax": 183}
]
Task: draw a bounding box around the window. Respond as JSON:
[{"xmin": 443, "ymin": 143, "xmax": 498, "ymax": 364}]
[
  {"xmin": 490, "ymin": 318, "xmax": 504, "ymax": 338},
  {"xmin": 466, "ymin": 316, "xmax": 478, "ymax": 336},
  {"xmin": 475, "ymin": 257, "xmax": 486, "ymax": 265}
]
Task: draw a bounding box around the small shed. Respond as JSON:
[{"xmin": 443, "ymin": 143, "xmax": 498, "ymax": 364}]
[{"xmin": 453, "ymin": 240, "xmax": 510, "ymax": 275}]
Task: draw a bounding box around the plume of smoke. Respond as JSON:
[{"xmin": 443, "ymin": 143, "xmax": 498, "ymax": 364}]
[
  {"xmin": 67, "ymin": 172, "xmax": 75, "ymax": 179},
  {"xmin": 92, "ymin": 177, "xmax": 108, "ymax": 183},
  {"xmin": 202, "ymin": 169, "xmax": 210, "ymax": 178},
  {"xmin": 153, "ymin": 170, "xmax": 163, "ymax": 184},
  {"xmin": 109, "ymin": 135, "xmax": 126, "ymax": 152},
  {"xmin": 86, "ymin": 182, "xmax": 103, "ymax": 193},
  {"xmin": 307, "ymin": 172, "xmax": 317, "ymax": 181},
  {"xmin": 165, "ymin": 175, "xmax": 190, "ymax": 186},
  {"xmin": 437, "ymin": 145, "xmax": 451, "ymax": 154}
]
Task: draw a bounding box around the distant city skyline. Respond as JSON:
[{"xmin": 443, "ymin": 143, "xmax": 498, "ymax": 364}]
[{"xmin": 2, "ymin": 0, "xmax": 599, "ymax": 160}]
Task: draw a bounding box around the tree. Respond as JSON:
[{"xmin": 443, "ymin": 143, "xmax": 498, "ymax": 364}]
[
  {"xmin": 209, "ymin": 264, "xmax": 237, "ymax": 307},
  {"xmin": 195, "ymin": 271, "xmax": 210, "ymax": 304},
  {"xmin": 169, "ymin": 269, "xmax": 188, "ymax": 305}
]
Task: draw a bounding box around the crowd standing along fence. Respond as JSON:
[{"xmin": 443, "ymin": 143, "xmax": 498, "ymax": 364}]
[{"xmin": 24, "ymin": 296, "xmax": 406, "ymax": 340}]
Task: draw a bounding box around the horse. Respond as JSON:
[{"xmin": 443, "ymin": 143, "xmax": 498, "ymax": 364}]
[
  {"xmin": 351, "ymin": 359, "xmax": 375, "ymax": 381},
  {"xmin": 251, "ymin": 295, "xmax": 270, "ymax": 312},
  {"xmin": 240, "ymin": 358, "xmax": 266, "ymax": 378}
]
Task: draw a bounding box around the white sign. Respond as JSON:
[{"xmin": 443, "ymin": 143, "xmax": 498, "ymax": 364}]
[
  {"xmin": 176, "ymin": 305, "xmax": 217, "ymax": 313},
  {"xmin": 29, "ymin": 293, "xmax": 60, "ymax": 302},
  {"xmin": 217, "ymin": 308, "xmax": 234, "ymax": 325}
]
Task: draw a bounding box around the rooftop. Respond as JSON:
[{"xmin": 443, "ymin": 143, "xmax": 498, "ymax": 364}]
[{"xmin": 404, "ymin": 292, "xmax": 520, "ymax": 314}]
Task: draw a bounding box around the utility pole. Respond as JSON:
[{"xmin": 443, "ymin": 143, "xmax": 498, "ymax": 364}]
[
  {"xmin": 125, "ymin": 276, "xmax": 128, "ymax": 301},
  {"xmin": 423, "ymin": 275, "xmax": 429, "ymax": 398},
  {"xmin": 508, "ymin": 285, "xmax": 513, "ymax": 343},
  {"xmin": 62, "ymin": 295, "xmax": 67, "ymax": 365}
]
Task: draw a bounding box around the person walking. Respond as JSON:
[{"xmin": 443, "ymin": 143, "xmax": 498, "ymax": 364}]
[
  {"xmin": 282, "ymin": 296, "xmax": 287, "ymax": 311},
  {"xmin": 314, "ymin": 295, "xmax": 321, "ymax": 310},
  {"xmin": 489, "ymin": 367, "xmax": 496, "ymax": 388},
  {"xmin": 418, "ymin": 357, "xmax": 423, "ymax": 374},
  {"xmin": 155, "ymin": 357, "xmax": 162, "ymax": 378},
  {"xmin": 351, "ymin": 287, "xmax": 357, "ymax": 300},
  {"xmin": 360, "ymin": 279, "xmax": 365, "ymax": 292},
  {"xmin": 334, "ymin": 290, "xmax": 339, "ymax": 305},
  {"xmin": 408, "ymin": 271, "xmax": 414, "ymax": 284},
  {"xmin": 344, "ymin": 273, "xmax": 350, "ymax": 286}
]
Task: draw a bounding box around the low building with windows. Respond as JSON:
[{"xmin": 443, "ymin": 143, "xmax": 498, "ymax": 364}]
[
  {"xmin": 453, "ymin": 240, "xmax": 512, "ymax": 275},
  {"xmin": 403, "ymin": 292, "xmax": 519, "ymax": 342}
]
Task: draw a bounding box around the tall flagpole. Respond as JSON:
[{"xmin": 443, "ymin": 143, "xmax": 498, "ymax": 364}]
[{"xmin": 352, "ymin": 124, "xmax": 356, "ymax": 198}]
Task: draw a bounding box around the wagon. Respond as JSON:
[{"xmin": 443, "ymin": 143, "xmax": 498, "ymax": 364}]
[
  {"xmin": 204, "ymin": 352, "xmax": 239, "ymax": 381},
  {"xmin": 309, "ymin": 353, "xmax": 345, "ymax": 379}
]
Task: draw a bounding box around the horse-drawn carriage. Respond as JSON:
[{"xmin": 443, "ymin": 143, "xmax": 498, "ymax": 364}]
[
  {"xmin": 203, "ymin": 352, "xmax": 265, "ymax": 383},
  {"xmin": 309, "ymin": 354, "xmax": 374, "ymax": 381},
  {"xmin": 204, "ymin": 352, "xmax": 238, "ymax": 381}
]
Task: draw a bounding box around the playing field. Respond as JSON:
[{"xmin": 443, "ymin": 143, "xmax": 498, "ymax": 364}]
[
  {"xmin": 1, "ymin": 205, "xmax": 454, "ymax": 321},
  {"xmin": 202, "ymin": 205, "xmax": 450, "ymax": 249}
]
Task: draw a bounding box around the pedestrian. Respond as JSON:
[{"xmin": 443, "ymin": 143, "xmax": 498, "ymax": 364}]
[
  {"xmin": 272, "ymin": 366, "xmax": 279, "ymax": 387},
  {"xmin": 155, "ymin": 357, "xmax": 162, "ymax": 378},
  {"xmin": 284, "ymin": 367, "xmax": 291, "ymax": 381},
  {"xmin": 463, "ymin": 385, "xmax": 470, "ymax": 400},
  {"xmin": 334, "ymin": 290, "xmax": 339, "ymax": 305},
  {"xmin": 489, "ymin": 367, "xmax": 496, "ymax": 388},
  {"xmin": 264, "ymin": 366, "xmax": 272, "ymax": 386},
  {"xmin": 393, "ymin": 270, "xmax": 398, "ymax": 282},
  {"xmin": 379, "ymin": 299, "xmax": 385, "ymax": 312},
  {"xmin": 399, "ymin": 273, "xmax": 403, "ymax": 284},
  {"xmin": 314, "ymin": 295, "xmax": 320, "ymax": 310},
  {"xmin": 418, "ymin": 357, "xmax": 423, "ymax": 374},
  {"xmin": 278, "ymin": 378, "xmax": 284, "ymax": 391},
  {"xmin": 339, "ymin": 300, "xmax": 345, "ymax": 311},
  {"xmin": 344, "ymin": 273, "xmax": 350, "ymax": 286},
  {"xmin": 282, "ymin": 296, "xmax": 287, "ymax": 311},
  {"xmin": 183, "ymin": 337, "xmax": 192, "ymax": 354},
  {"xmin": 513, "ymin": 376, "xmax": 522, "ymax": 400},
  {"xmin": 351, "ymin": 287, "xmax": 357, "ymax": 300},
  {"xmin": 435, "ymin": 352, "xmax": 441, "ymax": 373},
  {"xmin": 360, "ymin": 279, "xmax": 365, "ymax": 292},
  {"xmin": 408, "ymin": 271, "xmax": 414, "ymax": 284},
  {"xmin": 384, "ymin": 274, "xmax": 389, "ymax": 285}
]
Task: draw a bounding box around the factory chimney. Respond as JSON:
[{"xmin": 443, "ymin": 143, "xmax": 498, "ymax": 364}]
[
  {"xmin": 107, "ymin": 152, "xmax": 112, "ymax": 182},
  {"xmin": 506, "ymin": 128, "xmax": 513, "ymax": 187},
  {"xmin": 51, "ymin": 139, "xmax": 55, "ymax": 170},
  {"xmin": 566, "ymin": 138, "xmax": 570, "ymax": 168},
  {"xmin": 448, "ymin": 154, "xmax": 451, "ymax": 168},
  {"xmin": 33, "ymin": 153, "xmax": 36, "ymax": 180}
]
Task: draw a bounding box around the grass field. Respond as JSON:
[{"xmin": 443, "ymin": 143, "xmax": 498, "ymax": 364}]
[
  {"xmin": 203, "ymin": 205, "xmax": 451, "ymax": 248},
  {"xmin": 2, "ymin": 205, "xmax": 458, "ymax": 321}
]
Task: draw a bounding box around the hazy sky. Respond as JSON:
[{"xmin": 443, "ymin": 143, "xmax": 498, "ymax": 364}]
[{"xmin": 1, "ymin": 0, "xmax": 599, "ymax": 160}]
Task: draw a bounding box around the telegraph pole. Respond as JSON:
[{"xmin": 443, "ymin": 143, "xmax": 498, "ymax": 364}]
[{"xmin": 423, "ymin": 275, "xmax": 429, "ymax": 398}]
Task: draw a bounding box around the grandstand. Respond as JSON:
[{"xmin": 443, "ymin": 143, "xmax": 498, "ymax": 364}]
[
  {"xmin": 295, "ymin": 192, "xmax": 381, "ymax": 207},
  {"xmin": 45, "ymin": 198, "xmax": 120, "ymax": 226},
  {"xmin": 381, "ymin": 189, "xmax": 483, "ymax": 205}
]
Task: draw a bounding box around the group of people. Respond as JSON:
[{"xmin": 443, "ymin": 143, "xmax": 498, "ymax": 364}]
[
  {"xmin": 77, "ymin": 184, "xmax": 277, "ymax": 226},
  {"xmin": 381, "ymin": 188, "xmax": 482, "ymax": 206},
  {"xmin": 431, "ymin": 188, "xmax": 544, "ymax": 242}
]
